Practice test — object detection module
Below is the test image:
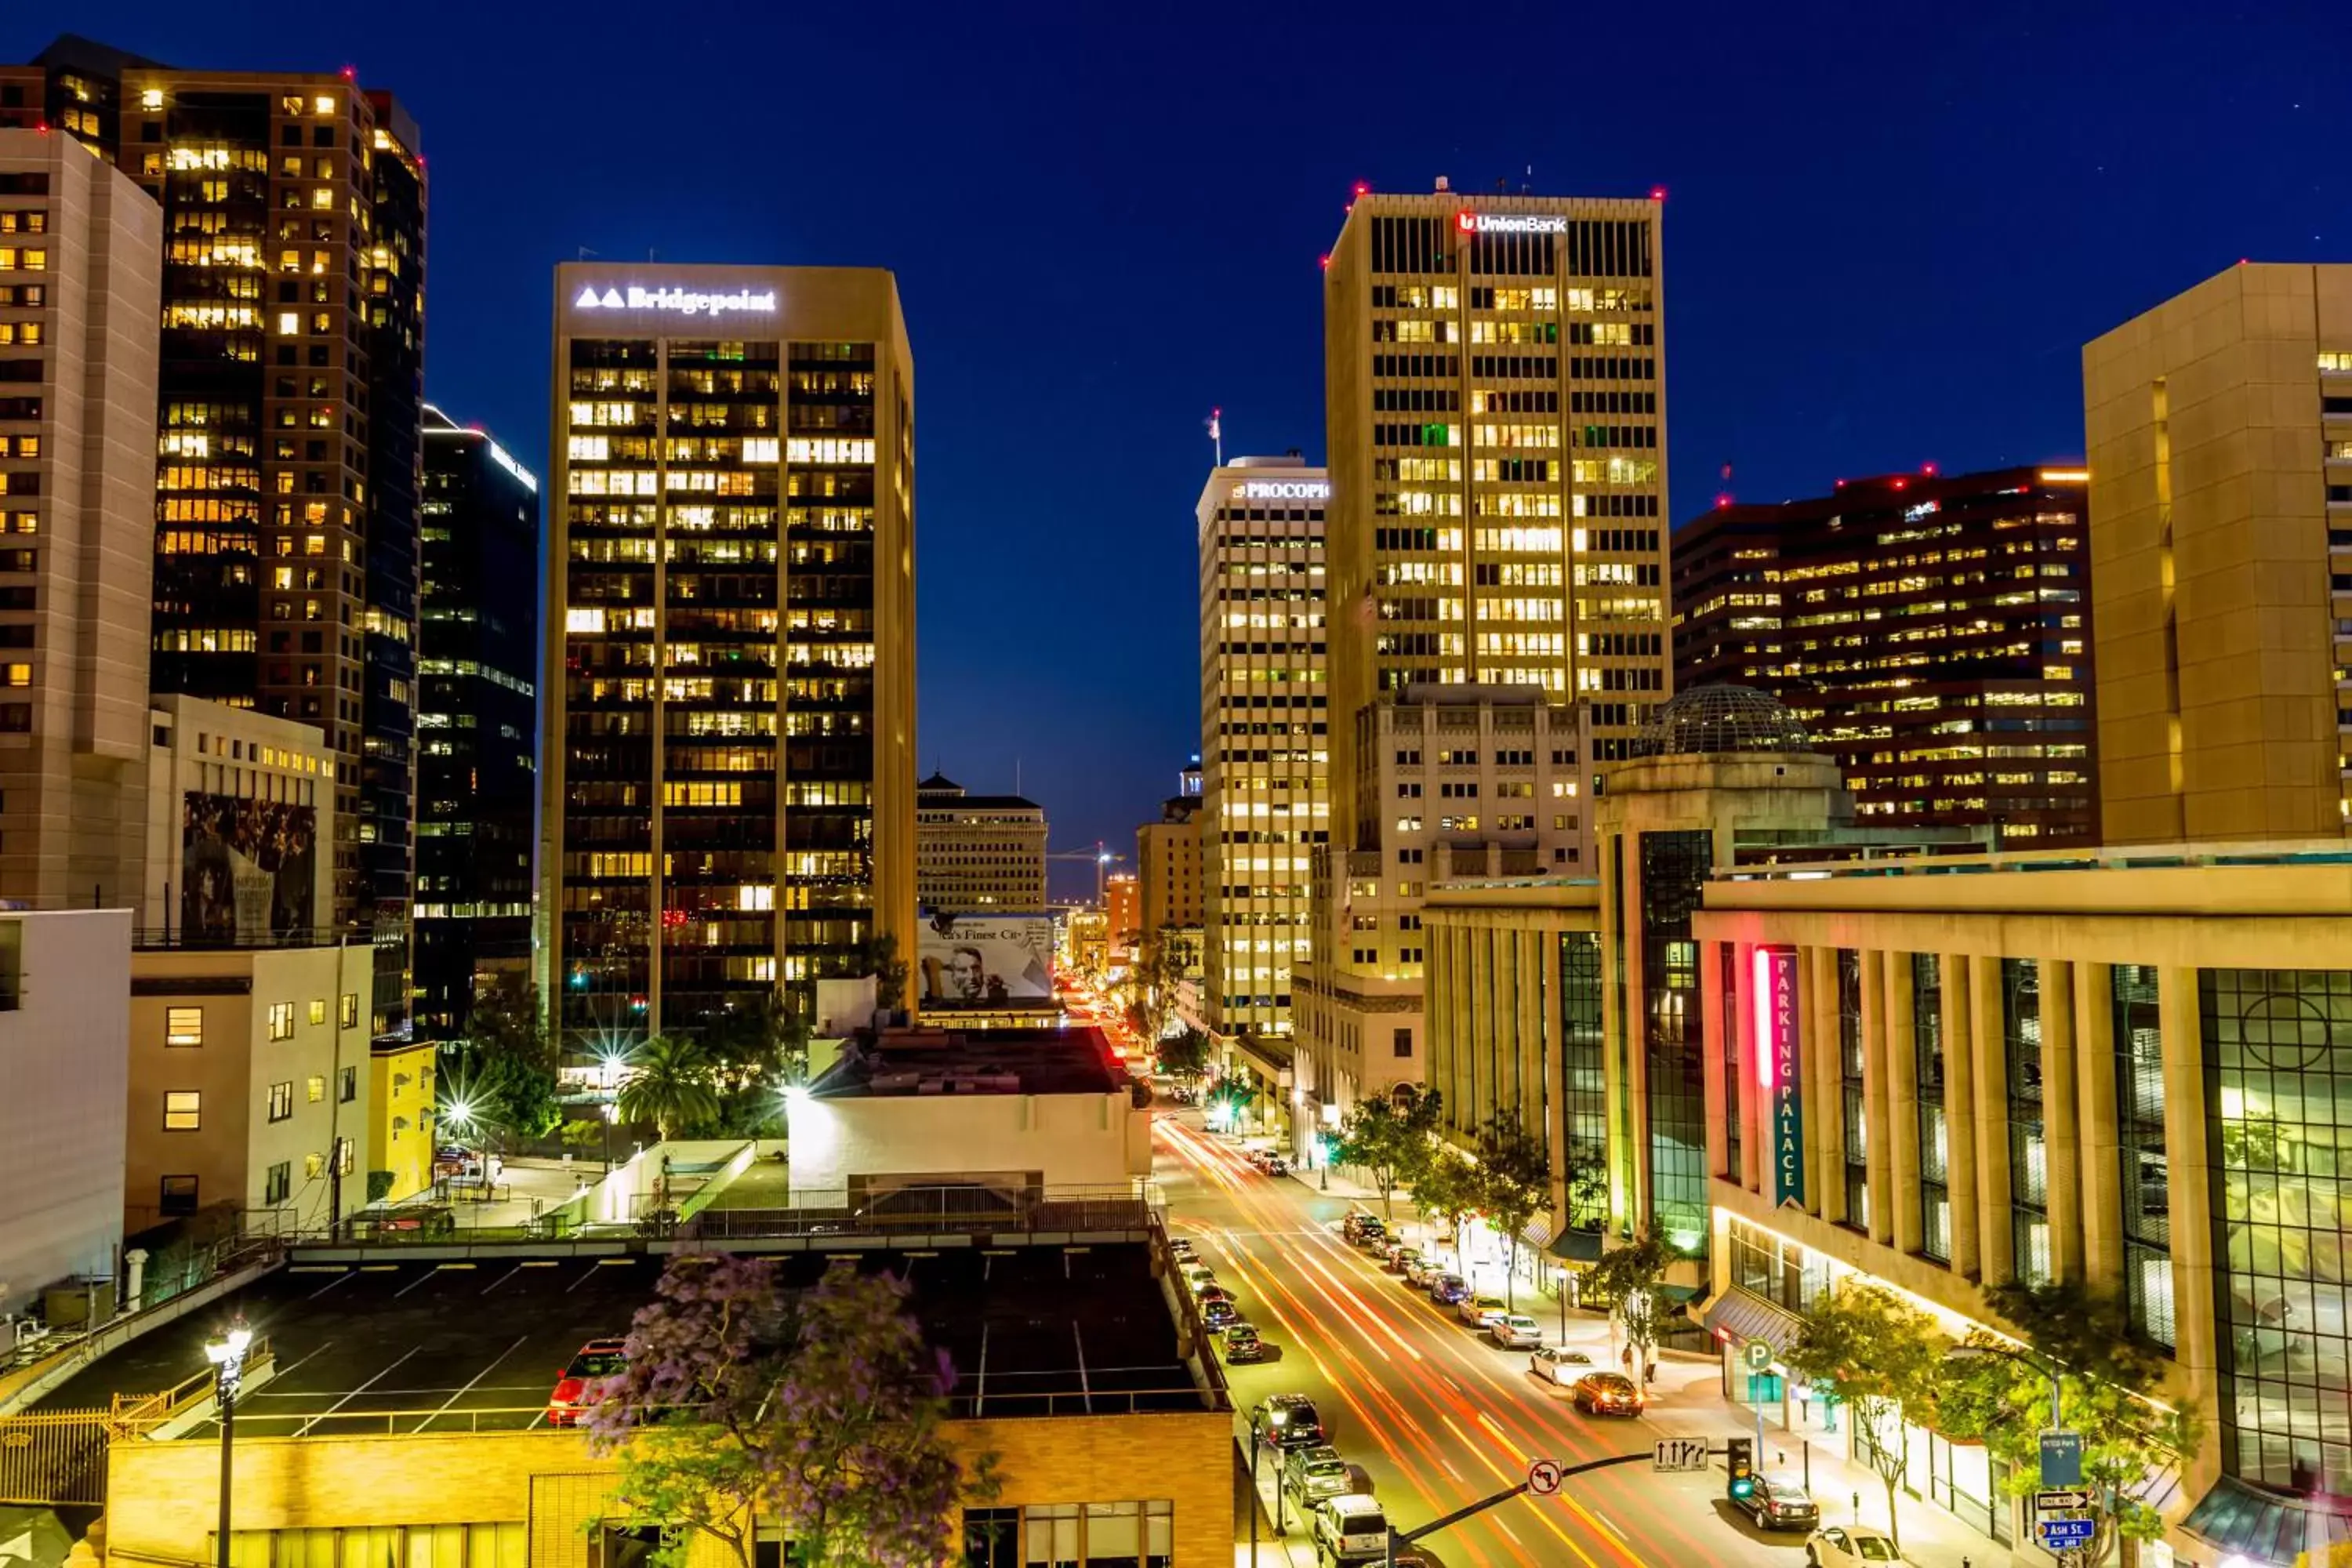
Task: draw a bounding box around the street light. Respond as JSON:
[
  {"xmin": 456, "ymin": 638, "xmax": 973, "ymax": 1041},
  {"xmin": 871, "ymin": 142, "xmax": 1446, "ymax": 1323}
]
[
  {"xmin": 599, "ymin": 1053, "xmax": 627, "ymax": 1175},
  {"xmin": 1243, "ymin": 1410, "xmax": 1287, "ymax": 1564},
  {"xmin": 203, "ymin": 1318, "xmax": 252, "ymax": 1568}
]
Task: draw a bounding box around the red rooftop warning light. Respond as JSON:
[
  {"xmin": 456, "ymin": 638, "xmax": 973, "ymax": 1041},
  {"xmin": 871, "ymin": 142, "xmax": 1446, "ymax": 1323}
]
[{"xmin": 1650, "ymin": 186, "xmax": 1668, "ymax": 201}]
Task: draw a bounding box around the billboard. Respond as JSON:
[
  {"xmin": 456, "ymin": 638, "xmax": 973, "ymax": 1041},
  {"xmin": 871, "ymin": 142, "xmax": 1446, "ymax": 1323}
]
[
  {"xmin": 1753, "ymin": 945, "xmax": 1803, "ymax": 1209},
  {"xmin": 181, "ymin": 793, "xmax": 318, "ymax": 942},
  {"xmin": 917, "ymin": 913, "xmax": 1054, "ymax": 1006}
]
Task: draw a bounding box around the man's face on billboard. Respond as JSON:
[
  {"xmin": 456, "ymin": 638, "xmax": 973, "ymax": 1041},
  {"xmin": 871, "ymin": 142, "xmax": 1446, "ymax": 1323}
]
[{"xmin": 950, "ymin": 949, "xmax": 984, "ymax": 996}]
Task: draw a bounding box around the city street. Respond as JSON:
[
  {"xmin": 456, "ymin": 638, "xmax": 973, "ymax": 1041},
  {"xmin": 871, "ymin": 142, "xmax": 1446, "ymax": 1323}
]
[{"xmin": 1155, "ymin": 1114, "xmax": 1985, "ymax": 1568}]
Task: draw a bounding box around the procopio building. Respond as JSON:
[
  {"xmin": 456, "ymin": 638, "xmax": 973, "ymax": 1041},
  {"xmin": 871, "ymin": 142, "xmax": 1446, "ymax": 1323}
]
[
  {"xmin": 541, "ymin": 264, "xmax": 914, "ymax": 1041},
  {"xmin": 1324, "ymin": 180, "xmax": 1670, "ymax": 851}
]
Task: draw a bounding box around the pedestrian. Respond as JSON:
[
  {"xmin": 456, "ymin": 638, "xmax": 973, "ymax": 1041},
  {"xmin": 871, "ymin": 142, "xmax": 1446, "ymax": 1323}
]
[
  {"xmin": 1644, "ymin": 1359, "xmax": 1657, "ymax": 1385},
  {"xmin": 1621, "ymin": 1346, "xmax": 1633, "ymax": 1371}
]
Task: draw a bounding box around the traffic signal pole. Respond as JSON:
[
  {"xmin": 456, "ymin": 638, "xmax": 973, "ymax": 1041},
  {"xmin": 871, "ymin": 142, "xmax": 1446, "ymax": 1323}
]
[{"xmin": 1383, "ymin": 1449, "xmax": 1668, "ymax": 1566}]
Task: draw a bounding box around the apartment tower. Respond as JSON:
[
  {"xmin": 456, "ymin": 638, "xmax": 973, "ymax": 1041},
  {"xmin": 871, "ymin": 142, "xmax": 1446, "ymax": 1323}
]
[
  {"xmin": 2084, "ymin": 261, "xmax": 2352, "ymax": 843},
  {"xmin": 0, "ymin": 126, "xmax": 158, "ymax": 908},
  {"xmin": 414, "ymin": 406, "xmax": 539, "ymax": 1038},
  {"xmin": 3, "ymin": 38, "xmax": 427, "ymax": 1031},
  {"xmin": 1324, "ymin": 180, "xmax": 1669, "ymax": 851},
  {"xmin": 542, "ymin": 264, "xmax": 915, "ymax": 1043},
  {"xmin": 1673, "ymin": 465, "xmax": 2098, "ymax": 844},
  {"xmin": 1197, "ymin": 455, "xmax": 1327, "ymax": 1040}
]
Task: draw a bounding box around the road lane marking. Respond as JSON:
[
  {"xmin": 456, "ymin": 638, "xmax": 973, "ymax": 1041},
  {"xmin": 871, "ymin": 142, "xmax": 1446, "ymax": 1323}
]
[
  {"xmin": 292, "ymin": 1346, "xmax": 422, "ymax": 1437},
  {"xmin": 480, "ymin": 1262, "xmax": 526, "ymax": 1295},
  {"xmin": 304, "ymin": 1270, "xmax": 354, "ymax": 1299},
  {"xmin": 412, "ymin": 1333, "xmax": 532, "ymax": 1433}
]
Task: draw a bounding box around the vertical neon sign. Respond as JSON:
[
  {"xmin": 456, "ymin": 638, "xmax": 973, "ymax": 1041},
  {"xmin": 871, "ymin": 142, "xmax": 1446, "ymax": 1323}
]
[{"xmin": 1753, "ymin": 946, "xmax": 1803, "ymax": 1208}]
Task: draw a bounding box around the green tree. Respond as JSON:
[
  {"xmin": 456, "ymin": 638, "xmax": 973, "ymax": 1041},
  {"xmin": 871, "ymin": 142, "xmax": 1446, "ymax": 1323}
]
[
  {"xmin": 588, "ymin": 1253, "xmax": 996, "ymax": 1567},
  {"xmin": 1329, "ymin": 1088, "xmax": 1443, "ymax": 1221},
  {"xmin": 1587, "ymin": 1231, "xmax": 1679, "ymax": 1380},
  {"xmin": 441, "ymin": 985, "xmax": 561, "ymax": 1145},
  {"xmin": 1784, "ymin": 1283, "xmax": 1947, "ymax": 1548},
  {"xmin": 1408, "ymin": 1144, "xmax": 1479, "ymax": 1253},
  {"xmin": 1475, "ymin": 1110, "xmax": 1549, "ymax": 1308},
  {"xmin": 858, "ymin": 931, "xmax": 910, "ymax": 1014},
  {"xmin": 617, "ymin": 1036, "xmax": 722, "ymax": 1142},
  {"xmin": 1937, "ymin": 1283, "xmax": 2198, "ymax": 1568},
  {"xmin": 1563, "ymin": 1135, "xmax": 1609, "ymax": 1232},
  {"xmin": 1156, "ymin": 1026, "xmax": 1211, "ymax": 1093},
  {"xmin": 1134, "ymin": 932, "xmax": 1187, "ymax": 1046}
]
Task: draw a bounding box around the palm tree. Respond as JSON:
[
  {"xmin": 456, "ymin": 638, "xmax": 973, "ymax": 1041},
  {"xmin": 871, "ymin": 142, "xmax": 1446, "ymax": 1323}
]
[{"xmin": 615, "ymin": 1036, "xmax": 720, "ymax": 1142}]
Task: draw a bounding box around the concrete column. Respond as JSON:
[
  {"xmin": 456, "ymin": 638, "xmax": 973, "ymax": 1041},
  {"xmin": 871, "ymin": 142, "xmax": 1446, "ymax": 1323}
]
[
  {"xmin": 1468, "ymin": 923, "xmax": 1493, "ymax": 1131},
  {"xmin": 1702, "ymin": 936, "xmax": 1728, "ymax": 1184},
  {"xmin": 1944, "ymin": 952, "xmax": 1980, "ymax": 1281},
  {"xmin": 2045, "ymin": 960, "xmax": 2083, "ymax": 1287},
  {"xmin": 1516, "ymin": 924, "xmax": 1544, "ymax": 1136},
  {"xmin": 1545, "ymin": 922, "xmax": 1570, "ymax": 1232},
  {"xmin": 1970, "ymin": 953, "xmax": 2014, "ymax": 1287},
  {"xmin": 2160, "ymin": 964, "xmax": 2221, "ymax": 1473},
  {"xmin": 1861, "ymin": 949, "xmax": 1896, "ymax": 1247},
  {"xmin": 1735, "ymin": 940, "xmax": 1760, "ymax": 1196},
  {"xmin": 1808, "ymin": 943, "xmax": 1840, "ymax": 1222},
  {"xmin": 1886, "ymin": 947, "xmax": 1922, "ymax": 1258},
  {"xmin": 1619, "ymin": 840, "xmax": 1651, "ymax": 1232},
  {"xmin": 2075, "ymin": 963, "xmax": 2124, "ymax": 1290}
]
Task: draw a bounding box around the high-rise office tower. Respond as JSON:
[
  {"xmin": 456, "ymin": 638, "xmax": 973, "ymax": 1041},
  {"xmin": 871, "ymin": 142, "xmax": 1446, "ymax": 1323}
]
[
  {"xmin": 1197, "ymin": 455, "xmax": 1327, "ymax": 1040},
  {"xmin": 0, "ymin": 128, "xmax": 158, "ymax": 908},
  {"xmin": 1324, "ymin": 180, "xmax": 1669, "ymax": 851},
  {"xmin": 1674, "ymin": 466, "xmax": 2099, "ymax": 844},
  {"xmin": 414, "ymin": 406, "xmax": 539, "ymax": 1039},
  {"xmin": 543, "ymin": 264, "xmax": 915, "ymax": 1041},
  {"xmin": 915, "ymin": 771, "xmax": 1047, "ymax": 916},
  {"xmin": 2084, "ymin": 262, "xmax": 2352, "ymax": 843},
  {"xmin": 2, "ymin": 38, "xmax": 427, "ymax": 1030}
]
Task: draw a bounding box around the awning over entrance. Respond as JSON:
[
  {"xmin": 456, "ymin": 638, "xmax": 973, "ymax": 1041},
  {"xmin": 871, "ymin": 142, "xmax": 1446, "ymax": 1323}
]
[
  {"xmin": 1699, "ymin": 1285, "xmax": 1805, "ymax": 1357},
  {"xmin": 2183, "ymin": 1475, "xmax": 2352, "ymax": 1567},
  {"xmin": 1548, "ymin": 1229, "xmax": 1605, "ymax": 1263}
]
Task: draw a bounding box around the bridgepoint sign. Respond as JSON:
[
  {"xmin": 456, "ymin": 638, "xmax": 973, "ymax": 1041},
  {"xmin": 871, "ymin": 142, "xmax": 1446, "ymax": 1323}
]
[
  {"xmin": 1457, "ymin": 212, "xmax": 1568, "ymax": 236},
  {"xmin": 1234, "ymin": 480, "xmax": 1330, "ymax": 502},
  {"xmin": 572, "ymin": 285, "xmax": 779, "ymax": 318}
]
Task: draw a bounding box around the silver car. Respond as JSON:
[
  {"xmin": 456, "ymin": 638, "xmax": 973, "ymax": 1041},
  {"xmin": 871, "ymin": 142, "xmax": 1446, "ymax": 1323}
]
[
  {"xmin": 1282, "ymin": 1443, "xmax": 1352, "ymax": 1508},
  {"xmin": 1486, "ymin": 1312, "xmax": 1543, "ymax": 1349},
  {"xmin": 1529, "ymin": 1345, "xmax": 1598, "ymax": 1386}
]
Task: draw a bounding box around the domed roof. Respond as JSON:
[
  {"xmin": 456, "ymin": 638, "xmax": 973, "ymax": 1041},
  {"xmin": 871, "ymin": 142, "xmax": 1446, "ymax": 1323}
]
[{"xmin": 1638, "ymin": 684, "xmax": 1812, "ymax": 757}]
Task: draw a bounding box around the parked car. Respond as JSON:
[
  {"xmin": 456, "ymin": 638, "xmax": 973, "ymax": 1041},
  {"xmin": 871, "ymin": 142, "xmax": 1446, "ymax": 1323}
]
[
  {"xmin": 1402, "ymin": 1255, "xmax": 1440, "ymax": 1287},
  {"xmin": 1201, "ymin": 1298, "xmax": 1243, "ymax": 1333},
  {"xmin": 1282, "ymin": 1443, "xmax": 1352, "ymax": 1508},
  {"xmin": 1254, "ymin": 1393, "xmax": 1326, "ymax": 1451},
  {"xmin": 1455, "ymin": 1294, "xmax": 1508, "ymax": 1329},
  {"xmin": 1262, "ymin": 1155, "xmax": 1289, "ymax": 1177},
  {"xmin": 1311, "ymin": 1494, "xmax": 1389, "ymax": 1564},
  {"xmin": 1737, "ymin": 1479, "xmax": 1820, "ymax": 1533},
  {"xmin": 1377, "ymin": 1240, "xmax": 1412, "ymax": 1269},
  {"xmin": 1223, "ymin": 1324, "xmax": 1271, "ymax": 1364},
  {"xmin": 1341, "ymin": 1213, "xmax": 1380, "ymax": 1244},
  {"xmin": 1388, "ymin": 1247, "xmax": 1424, "ymax": 1277},
  {"xmin": 1352, "ymin": 1221, "xmax": 1389, "ymax": 1251},
  {"xmin": 1428, "ymin": 1273, "xmax": 1469, "ymax": 1305},
  {"xmin": 1197, "ymin": 1283, "xmax": 1238, "ymax": 1308},
  {"xmin": 1168, "ymin": 1237, "xmax": 1198, "ymax": 1264},
  {"xmin": 1570, "ymin": 1371, "xmax": 1643, "ymax": 1416},
  {"xmin": 1486, "ymin": 1312, "xmax": 1543, "ymax": 1349},
  {"xmin": 546, "ymin": 1338, "xmax": 628, "ymax": 1427},
  {"xmin": 1529, "ymin": 1345, "xmax": 1597, "ymax": 1386},
  {"xmin": 1181, "ymin": 1265, "xmax": 1219, "ymax": 1296},
  {"xmin": 1806, "ymin": 1524, "xmax": 1905, "ymax": 1566}
]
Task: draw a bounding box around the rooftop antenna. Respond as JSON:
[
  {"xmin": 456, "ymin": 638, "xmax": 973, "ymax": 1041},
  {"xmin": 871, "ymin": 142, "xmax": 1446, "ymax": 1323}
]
[
  {"xmin": 577, "ymin": 246, "xmax": 598, "ymax": 260},
  {"xmin": 1206, "ymin": 407, "xmax": 1223, "ymax": 467},
  {"xmin": 1015, "ymin": 757, "xmax": 1022, "ymax": 795}
]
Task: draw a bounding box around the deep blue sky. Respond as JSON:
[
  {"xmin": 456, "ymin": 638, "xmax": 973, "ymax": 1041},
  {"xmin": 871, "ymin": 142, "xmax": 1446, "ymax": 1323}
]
[{"xmin": 15, "ymin": 2, "xmax": 2347, "ymax": 899}]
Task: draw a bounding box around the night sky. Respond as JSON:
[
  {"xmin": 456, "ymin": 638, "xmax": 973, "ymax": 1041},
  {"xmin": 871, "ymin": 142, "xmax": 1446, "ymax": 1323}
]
[{"xmin": 13, "ymin": 2, "xmax": 2346, "ymax": 899}]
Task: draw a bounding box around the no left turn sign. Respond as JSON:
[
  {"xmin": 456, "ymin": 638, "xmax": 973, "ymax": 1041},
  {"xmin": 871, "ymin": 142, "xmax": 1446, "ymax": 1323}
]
[{"xmin": 1528, "ymin": 1459, "xmax": 1563, "ymax": 1496}]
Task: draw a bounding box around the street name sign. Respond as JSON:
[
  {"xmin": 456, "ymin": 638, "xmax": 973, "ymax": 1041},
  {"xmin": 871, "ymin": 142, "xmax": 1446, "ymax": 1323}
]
[
  {"xmin": 2038, "ymin": 1518, "xmax": 2096, "ymax": 1548},
  {"xmin": 1653, "ymin": 1438, "xmax": 1709, "ymax": 1473}
]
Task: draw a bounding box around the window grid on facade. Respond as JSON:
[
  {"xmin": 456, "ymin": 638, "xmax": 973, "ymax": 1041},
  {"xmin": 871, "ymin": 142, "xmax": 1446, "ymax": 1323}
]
[
  {"xmin": 1719, "ymin": 940, "xmax": 1740, "ymax": 1180},
  {"xmin": 960, "ymin": 1500, "xmax": 1174, "ymax": 1567},
  {"xmin": 1913, "ymin": 953, "xmax": 1951, "ymax": 1264},
  {"xmin": 1561, "ymin": 931, "xmax": 1608, "ymax": 1232},
  {"xmin": 1838, "ymin": 949, "xmax": 1868, "ymax": 1231},
  {"xmin": 1638, "ymin": 830, "xmax": 1710, "ymax": 1248},
  {"xmin": 2002, "ymin": 957, "xmax": 2049, "ymax": 1286},
  {"xmin": 2202, "ymin": 967, "xmax": 2352, "ymax": 1497},
  {"xmin": 2112, "ymin": 964, "xmax": 2173, "ymax": 1351}
]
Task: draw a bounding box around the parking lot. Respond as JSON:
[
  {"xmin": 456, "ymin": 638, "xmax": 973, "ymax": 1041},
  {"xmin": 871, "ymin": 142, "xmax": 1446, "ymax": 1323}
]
[{"xmin": 34, "ymin": 1242, "xmax": 1199, "ymax": 1436}]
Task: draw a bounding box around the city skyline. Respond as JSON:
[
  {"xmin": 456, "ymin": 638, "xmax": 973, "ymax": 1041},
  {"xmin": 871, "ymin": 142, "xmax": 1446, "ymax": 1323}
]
[{"xmin": 4, "ymin": 3, "xmax": 2341, "ymax": 873}]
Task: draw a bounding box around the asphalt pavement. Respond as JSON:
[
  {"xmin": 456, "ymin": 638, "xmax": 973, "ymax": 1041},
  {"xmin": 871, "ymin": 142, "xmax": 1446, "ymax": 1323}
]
[{"xmin": 1156, "ymin": 1113, "xmax": 2002, "ymax": 1568}]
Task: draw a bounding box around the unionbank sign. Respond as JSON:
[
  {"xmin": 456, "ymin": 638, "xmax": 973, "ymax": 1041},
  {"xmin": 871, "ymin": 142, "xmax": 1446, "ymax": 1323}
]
[
  {"xmin": 572, "ymin": 284, "xmax": 779, "ymax": 318},
  {"xmin": 1754, "ymin": 946, "xmax": 1804, "ymax": 1208}
]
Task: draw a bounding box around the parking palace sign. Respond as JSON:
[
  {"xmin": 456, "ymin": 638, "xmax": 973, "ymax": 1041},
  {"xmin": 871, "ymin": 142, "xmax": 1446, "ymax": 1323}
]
[{"xmin": 1755, "ymin": 946, "xmax": 1804, "ymax": 1208}]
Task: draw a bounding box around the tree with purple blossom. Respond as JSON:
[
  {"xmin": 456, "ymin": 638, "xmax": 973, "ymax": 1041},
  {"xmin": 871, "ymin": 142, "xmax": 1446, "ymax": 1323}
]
[{"xmin": 585, "ymin": 1251, "xmax": 996, "ymax": 1567}]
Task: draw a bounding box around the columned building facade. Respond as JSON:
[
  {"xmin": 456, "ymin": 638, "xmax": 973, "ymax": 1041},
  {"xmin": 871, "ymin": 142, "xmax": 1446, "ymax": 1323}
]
[{"xmin": 541, "ymin": 265, "xmax": 915, "ymax": 1043}]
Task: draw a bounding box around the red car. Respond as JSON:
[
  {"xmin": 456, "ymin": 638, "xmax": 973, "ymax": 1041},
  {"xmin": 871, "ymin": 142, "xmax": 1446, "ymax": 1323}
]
[{"xmin": 547, "ymin": 1338, "xmax": 628, "ymax": 1427}]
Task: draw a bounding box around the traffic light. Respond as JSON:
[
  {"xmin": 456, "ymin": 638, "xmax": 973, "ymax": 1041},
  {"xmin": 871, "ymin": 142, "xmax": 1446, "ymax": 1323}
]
[{"xmin": 1726, "ymin": 1437, "xmax": 1755, "ymax": 1500}]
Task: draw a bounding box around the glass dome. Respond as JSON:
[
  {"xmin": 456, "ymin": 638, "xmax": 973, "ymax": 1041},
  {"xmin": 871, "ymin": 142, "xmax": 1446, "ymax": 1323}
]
[{"xmin": 1637, "ymin": 684, "xmax": 1812, "ymax": 757}]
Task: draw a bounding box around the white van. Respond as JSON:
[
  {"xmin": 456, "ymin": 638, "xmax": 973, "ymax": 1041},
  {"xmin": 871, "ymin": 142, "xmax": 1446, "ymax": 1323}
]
[{"xmin": 1312, "ymin": 1494, "xmax": 1388, "ymax": 1563}]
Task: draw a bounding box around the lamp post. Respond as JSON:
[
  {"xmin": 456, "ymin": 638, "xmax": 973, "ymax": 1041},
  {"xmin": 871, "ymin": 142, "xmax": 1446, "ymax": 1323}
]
[{"xmin": 204, "ymin": 1318, "xmax": 252, "ymax": 1568}]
